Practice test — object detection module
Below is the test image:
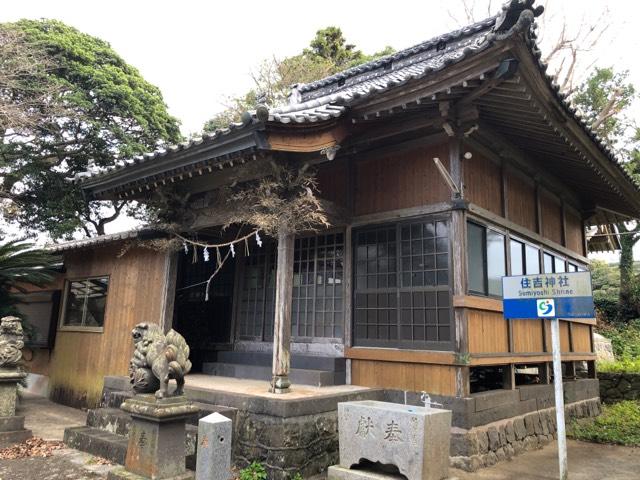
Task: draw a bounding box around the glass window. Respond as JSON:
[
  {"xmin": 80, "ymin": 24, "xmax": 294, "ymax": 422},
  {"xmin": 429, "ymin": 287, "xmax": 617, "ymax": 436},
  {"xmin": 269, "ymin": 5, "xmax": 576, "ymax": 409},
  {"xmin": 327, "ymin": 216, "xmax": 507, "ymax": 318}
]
[
  {"xmin": 543, "ymin": 253, "xmax": 554, "ymax": 273},
  {"xmin": 468, "ymin": 223, "xmax": 485, "ymax": 294},
  {"xmin": 61, "ymin": 277, "xmax": 109, "ymax": 329},
  {"xmin": 354, "ymin": 216, "xmax": 451, "ymax": 349},
  {"xmin": 467, "ymin": 222, "xmax": 506, "ymax": 297},
  {"xmin": 567, "ymin": 263, "xmax": 578, "ymax": 272},
  {"xmin": 554, "ymin": 256, "xmax": 566, "ymax": 273},
  {"xmin": 487, "ymin": 230, "xmax": 506, "ymax": 296},
  {"xmin": 510, "ymin": 240, "xmax": 524, "ymax": 276},
  {"xmin": 525, "ymin": 245, "xmax": 540, "ymax": 274}
]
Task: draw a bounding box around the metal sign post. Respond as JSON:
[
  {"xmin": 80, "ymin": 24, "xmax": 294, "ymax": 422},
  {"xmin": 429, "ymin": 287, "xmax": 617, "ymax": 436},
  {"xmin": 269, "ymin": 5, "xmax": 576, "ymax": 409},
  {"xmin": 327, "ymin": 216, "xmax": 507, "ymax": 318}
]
[
  {"xmin": 550, "ymin": 317, "xmax": 568, "ymax": 480},
  {"xmin": 502, "ymin": 271, "xmax": 595, "ymax": 480}
]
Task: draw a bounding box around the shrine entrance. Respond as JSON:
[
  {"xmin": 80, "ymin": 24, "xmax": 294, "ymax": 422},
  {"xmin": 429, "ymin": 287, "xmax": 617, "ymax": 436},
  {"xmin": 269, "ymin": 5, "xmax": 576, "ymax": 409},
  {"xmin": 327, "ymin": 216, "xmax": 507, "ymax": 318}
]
[{"xmin": 173, "ymin": 245, "xmax": 236, "ymax": 372}]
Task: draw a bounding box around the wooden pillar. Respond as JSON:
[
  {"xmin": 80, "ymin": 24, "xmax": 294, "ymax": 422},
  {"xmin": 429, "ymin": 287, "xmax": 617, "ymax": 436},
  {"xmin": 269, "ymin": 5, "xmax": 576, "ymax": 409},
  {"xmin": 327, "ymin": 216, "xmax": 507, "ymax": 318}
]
[
  {"xmin": 159, "ymin": 251, "xmax": 178, "ymax": 333},
  {"xmin": 450, "ymin": 134, "xmax": 470, "ymax": 397},
  {"xmin": 271, "ymin": 229, "xmax": 295, "ymax": 394}
]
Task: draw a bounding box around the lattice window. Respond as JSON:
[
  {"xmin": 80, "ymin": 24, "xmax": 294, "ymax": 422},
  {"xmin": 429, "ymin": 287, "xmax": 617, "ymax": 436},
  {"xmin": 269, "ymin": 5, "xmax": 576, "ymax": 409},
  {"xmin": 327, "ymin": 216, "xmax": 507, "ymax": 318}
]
[
  {"xmin": 292, "ymin": 233, "xmax": 344, "ymax": 339},
  {"xmin": 237, "ymin": 232, "xmax": 344, "ymax": 342},
  {"xmin": 237, "ymin": 246, "xmax": 275, "ymax": 340},
  {"xmin": 353, "ymin": 216, "xmax": 452, "ymax": 349}
]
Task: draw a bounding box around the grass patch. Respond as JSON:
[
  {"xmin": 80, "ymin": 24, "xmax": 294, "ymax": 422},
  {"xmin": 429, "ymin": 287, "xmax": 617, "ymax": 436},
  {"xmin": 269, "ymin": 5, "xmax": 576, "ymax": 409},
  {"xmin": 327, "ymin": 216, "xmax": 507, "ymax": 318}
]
[{"xmin": 568, "ymin": 400, "xmax": 640, "ymax": 446}]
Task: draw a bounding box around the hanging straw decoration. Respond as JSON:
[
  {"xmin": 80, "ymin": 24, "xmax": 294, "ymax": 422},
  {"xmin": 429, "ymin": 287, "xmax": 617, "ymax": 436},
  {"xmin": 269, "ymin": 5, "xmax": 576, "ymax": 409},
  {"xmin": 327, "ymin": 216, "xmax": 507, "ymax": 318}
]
[{"xmin": 173, "ymin": 229, "xmax": 261, "ymax": 301}]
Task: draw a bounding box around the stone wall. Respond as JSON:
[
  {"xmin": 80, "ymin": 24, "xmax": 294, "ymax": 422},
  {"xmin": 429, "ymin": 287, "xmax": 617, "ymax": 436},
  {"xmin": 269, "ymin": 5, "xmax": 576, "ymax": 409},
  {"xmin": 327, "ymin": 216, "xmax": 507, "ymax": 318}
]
[
  {"xmin": 449, "ymin": 398, "xmax": 601, "ymax": 472},
  {"xmin": 599, "ymin": 372, "xmax": 640, "ymax": 403},
  {"xmin": 234, "ymin": 410, "xmax": 339, "ymax": 480}
]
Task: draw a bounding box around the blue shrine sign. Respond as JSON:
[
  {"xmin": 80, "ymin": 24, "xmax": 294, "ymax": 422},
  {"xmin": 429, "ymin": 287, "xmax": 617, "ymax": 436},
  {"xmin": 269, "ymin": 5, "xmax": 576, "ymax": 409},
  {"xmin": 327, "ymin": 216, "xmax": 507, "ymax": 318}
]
[{"xmin": 502, "ymin": 271, "xmax": 595, "ymax": 319}]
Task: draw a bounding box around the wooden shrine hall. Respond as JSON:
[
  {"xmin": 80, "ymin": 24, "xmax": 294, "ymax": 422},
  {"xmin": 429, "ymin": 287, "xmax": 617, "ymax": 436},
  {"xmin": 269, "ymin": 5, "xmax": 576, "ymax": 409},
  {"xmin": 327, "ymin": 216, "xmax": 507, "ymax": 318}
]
[{"xmin": 24, "ymin": 0, "xmax": 640, "ymax": 409}]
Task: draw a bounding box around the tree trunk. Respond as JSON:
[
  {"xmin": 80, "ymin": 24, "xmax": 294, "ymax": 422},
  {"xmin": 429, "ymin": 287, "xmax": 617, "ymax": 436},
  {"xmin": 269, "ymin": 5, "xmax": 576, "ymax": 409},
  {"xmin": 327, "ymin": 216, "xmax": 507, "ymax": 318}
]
[
  {"xmin": 619, "ymin": 225, "xmax": 638, "ymax": 320},
  {"xmin": 271, "ymin": 229, "xmax": 295, "ymax": 393}
]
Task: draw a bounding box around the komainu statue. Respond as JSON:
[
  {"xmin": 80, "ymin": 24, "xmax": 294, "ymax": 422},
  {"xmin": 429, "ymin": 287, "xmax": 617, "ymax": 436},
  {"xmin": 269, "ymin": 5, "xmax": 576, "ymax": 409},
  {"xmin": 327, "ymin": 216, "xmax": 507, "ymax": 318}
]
[
  {"xmin": 0, "ymin": 316, "xmax": 25, "ymax": 368},
  {"xmin": 128, "ymin": 323, "xmax": 192, "ymax": 399}
]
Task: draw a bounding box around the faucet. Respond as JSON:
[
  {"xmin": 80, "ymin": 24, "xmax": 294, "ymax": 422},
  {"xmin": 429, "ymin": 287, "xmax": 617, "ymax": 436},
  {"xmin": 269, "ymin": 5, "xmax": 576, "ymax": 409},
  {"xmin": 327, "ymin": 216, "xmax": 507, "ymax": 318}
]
[{"xmin": 420, "ymin": 391, "xmax": 443, "ymax": 411}]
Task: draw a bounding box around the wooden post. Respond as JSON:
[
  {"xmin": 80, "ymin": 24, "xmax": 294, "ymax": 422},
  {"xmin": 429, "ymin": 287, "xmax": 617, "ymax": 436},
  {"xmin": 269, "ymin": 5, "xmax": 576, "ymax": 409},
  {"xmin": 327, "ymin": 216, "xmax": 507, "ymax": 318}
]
[
  {"xmin": 449, "ymin": 134, "xmax": 470, "ymax": 398},
  {"xmin": 159, "ymin": 251, "xmax": 178, "ymax": 333},
  {"xmin": 271, "ymin": 229, "xmax": 295, "ymax": 394}
]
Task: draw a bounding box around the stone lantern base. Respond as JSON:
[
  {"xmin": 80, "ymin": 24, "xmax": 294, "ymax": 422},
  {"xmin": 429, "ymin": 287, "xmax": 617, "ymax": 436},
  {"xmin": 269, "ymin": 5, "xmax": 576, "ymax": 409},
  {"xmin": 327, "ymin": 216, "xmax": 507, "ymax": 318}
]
[
  {"xmin": 0, "ymin": 369, "xmax": 32, "ymax": 448},
  {"xmin": 107, "ymin": 394, "xmax": 199, "ymax": 480}
]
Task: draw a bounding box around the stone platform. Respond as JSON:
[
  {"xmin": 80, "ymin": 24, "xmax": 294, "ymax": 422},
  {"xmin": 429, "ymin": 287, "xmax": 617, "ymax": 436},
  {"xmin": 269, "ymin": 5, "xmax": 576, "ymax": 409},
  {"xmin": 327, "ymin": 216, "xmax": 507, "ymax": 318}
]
[
  {"xmin": 0, "ymin": 369, "xmax": 32, "ymax": 448},
  {"xmin": 65, "ymin": 375, "xmax": 601, "ymax": 478}
]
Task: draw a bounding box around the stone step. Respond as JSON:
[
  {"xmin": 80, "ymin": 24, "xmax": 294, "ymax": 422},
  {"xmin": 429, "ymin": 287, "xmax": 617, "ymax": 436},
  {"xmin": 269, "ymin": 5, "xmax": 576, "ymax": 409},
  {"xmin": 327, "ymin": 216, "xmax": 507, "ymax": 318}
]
[
  {"xmin": 216, "ymin": 351, "xmax": 346, "ymax": 372},
  {"xmin": 63, "ymin": 425, "xmax": 199, "ymax": 468},
  {"xmin": 101, "ymin": 390, "xmax": 133, "ymax": 409},
  {"xmin": 64, "ymin": 426, "xmax": 128, "ymax": 465},
  {"xmin": 89, "ymin": 402, "xmax": 237, "ymax": 432},
  {"xmin": 86, "ymin": 408, "xmax": 131, "ymax": 436},
  {"xmin": 202, "ymin": 362, "xmax": 345, "ymax": 386}
]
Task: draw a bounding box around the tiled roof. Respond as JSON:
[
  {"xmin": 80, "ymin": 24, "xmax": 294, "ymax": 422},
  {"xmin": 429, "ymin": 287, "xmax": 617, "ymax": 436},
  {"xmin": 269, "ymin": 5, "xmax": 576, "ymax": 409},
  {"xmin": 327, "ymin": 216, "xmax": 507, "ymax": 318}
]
[
  {"xmin": 78, "ymin": 5, "xmax": 509, "ymax": 185},
  {"xmin": 45, "ymin": 228, "xmax": 162, "ymax": 253},
  {"xmin": 77, "ymin": 0, "xmax": 639, "ymax": 212}
]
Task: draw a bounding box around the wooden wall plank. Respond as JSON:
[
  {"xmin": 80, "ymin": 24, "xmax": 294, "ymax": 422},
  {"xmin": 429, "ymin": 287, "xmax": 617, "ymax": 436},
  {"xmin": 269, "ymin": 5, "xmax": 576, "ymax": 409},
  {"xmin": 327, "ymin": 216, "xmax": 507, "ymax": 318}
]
[
  {"xmin": 467, "ymin": 310, "xmax": 509, "ymax": 354},
  {"xmin": 544, "ymin": 320, "xmax": 571, "ymax": 353},
  {"xmin": 505, "ymin": 170, "xmax": 536, "ymax": 232},
  {"xmin": 540, "ymin": 192, "xmax": 563, "ymax": 245},
  {"xmin": 48, "ymin": 245, "xmax": 168, "ymax": 407},
  {"xmin": 463, "ymin": 149, "xmax": 503, "ymax": 216},
  {"xmin": 512, "ymin": 319, "xmax": 544, "ymax": 353},
  {"xmin": 571, "ymin": 323, "xmax": 593, "ymax": 353},
  {"xmin": 350, "ymin": 359, "xmax": 457, "ymax": 396},
  {"xmin": 565, "ymin": 209, "xmax": 584, "ymax": 255},
  {"xmin": 354, "ymin": 143, "xmax": 450, "ymax": 215},
  {"xmin": 316, "ymin": 159, "xmax": 349, "ymax": 209}
]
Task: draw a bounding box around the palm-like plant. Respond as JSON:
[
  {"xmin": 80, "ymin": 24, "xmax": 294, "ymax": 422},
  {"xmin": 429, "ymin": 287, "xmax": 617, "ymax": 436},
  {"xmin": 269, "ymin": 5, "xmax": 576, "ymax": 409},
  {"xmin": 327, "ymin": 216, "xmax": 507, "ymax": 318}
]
[{"xmin": 0, "ymin": 240, "xmax": 60, "ymax": 318}]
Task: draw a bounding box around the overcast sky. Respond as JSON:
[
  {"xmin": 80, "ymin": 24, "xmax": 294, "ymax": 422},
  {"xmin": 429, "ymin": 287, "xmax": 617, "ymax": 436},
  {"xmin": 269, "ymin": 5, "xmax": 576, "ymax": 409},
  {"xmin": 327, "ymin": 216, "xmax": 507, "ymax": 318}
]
[{"xmin": 2, "ymin": 0, "xmax": 639, "ymax": 261}]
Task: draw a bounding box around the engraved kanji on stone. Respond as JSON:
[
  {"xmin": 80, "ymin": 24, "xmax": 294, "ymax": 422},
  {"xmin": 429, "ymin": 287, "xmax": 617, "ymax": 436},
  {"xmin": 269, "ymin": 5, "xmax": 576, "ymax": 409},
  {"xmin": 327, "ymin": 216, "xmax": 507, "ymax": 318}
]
[
  {"xmin": 138, "ymin": 431, "xmax": 147, "ymax": 448},
  {"xmin": 384, "ymin": 420, "xmax": 403, "ymax": 442},
  {"xmin": 355, "ymin": 415, "xmax": 375, "ymax": 438}
]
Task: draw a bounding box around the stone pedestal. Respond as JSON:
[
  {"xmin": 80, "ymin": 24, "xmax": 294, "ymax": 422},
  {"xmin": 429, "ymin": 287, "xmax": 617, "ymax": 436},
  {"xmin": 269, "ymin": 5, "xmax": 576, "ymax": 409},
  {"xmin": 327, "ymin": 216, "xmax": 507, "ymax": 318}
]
[
  {"xmin": 329, "ymin": 400, "xmax": 452, "ymax": 480},
  {"xmin": 108, "ymin": 395, "xmax": 199, "ymax": 480},
  {"xmin": 195, "ymin": 412, "xmax": 232, "ymax": 480},
  {"xmin": 0, "ymin": 369, "xmax": 32, "ymax": 448}
]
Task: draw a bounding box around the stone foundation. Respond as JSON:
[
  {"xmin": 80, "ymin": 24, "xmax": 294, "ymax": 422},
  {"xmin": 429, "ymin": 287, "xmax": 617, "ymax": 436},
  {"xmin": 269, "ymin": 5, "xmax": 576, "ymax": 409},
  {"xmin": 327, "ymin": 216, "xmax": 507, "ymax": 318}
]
[
  {"xmin": 599, "ymin": 372, "xmax": 640, "ymax": 403},
  {"xmin": 83, "ymin": 376, "xmax": 601, "ymax": 478},
  {"xmin": 234, "ymin": 410, "xmax": 340, "ymax": 479},
  {"xmin": 449, "ymin": 398, "xmax": 601, "ymax": 472}
]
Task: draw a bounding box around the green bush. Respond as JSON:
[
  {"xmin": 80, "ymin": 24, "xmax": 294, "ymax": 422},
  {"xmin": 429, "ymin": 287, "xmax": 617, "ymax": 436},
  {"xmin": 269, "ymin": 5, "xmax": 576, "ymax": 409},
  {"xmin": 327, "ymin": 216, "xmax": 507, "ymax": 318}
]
[
  {"xmin": 598, "ymin": 357, "xmax": 640, "ymax": 374},
  {"xmin": 597, "ymin": 319, "xmax": 640, "ymax": 359},
  {"xmin": 239, "ymin": 462, "xmax": 268, "ymax": 480},
  {"xmin": 568, "ymin": 400, "xmax": 640, "ymax": 446}
]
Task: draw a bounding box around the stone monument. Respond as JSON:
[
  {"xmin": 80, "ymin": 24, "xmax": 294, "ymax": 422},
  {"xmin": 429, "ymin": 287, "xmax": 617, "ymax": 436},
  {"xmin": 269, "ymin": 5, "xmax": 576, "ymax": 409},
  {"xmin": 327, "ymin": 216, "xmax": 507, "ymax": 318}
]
[
  {"xmin": 0, "ymin": 316, "xmax": 32, "ymax": 448},
  {"xmin": 328, "ymin": 400, "xmax": 452, "ymax": 480},
  {"xmin": 108, "ymin": 323, "xmax": 198, "ymax": 480},
  {"xmin": 195, "ymin": 412, "xmax": 232, "ymax": 480}
]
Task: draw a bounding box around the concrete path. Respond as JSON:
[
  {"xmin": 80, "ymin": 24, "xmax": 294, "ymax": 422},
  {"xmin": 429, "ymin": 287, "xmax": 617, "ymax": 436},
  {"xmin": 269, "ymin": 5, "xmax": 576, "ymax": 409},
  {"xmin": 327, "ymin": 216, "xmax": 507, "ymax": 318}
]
[
  {"xmin": 451, "ymin": 439, "xmax": 640, "ymax": 480},
  {"xmin": 17, "ymin": 392, "xmax": 87, "ymax": 441}
]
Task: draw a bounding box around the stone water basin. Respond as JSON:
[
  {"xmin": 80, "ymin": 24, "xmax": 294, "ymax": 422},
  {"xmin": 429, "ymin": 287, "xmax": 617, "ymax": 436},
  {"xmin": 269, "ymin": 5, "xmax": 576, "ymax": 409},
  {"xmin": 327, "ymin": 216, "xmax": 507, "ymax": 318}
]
[{"xmin": 336, "ymin": 400, "xmax": 451, "ymax": 480}]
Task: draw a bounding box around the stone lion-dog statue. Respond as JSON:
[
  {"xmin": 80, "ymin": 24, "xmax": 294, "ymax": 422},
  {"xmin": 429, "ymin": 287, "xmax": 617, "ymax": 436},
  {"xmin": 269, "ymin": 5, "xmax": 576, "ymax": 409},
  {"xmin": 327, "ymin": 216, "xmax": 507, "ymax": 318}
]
[
  {"xmin": 128, "ymin": 323, "xmax": 192, "ymax": 399},
  {"xmin": 0, "ymin": 316, "xmax": 25, "ymax": 368}
]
